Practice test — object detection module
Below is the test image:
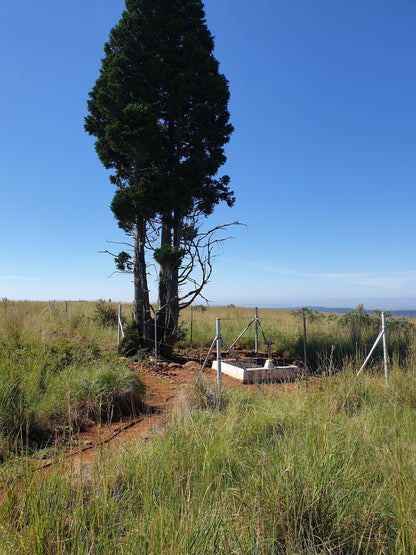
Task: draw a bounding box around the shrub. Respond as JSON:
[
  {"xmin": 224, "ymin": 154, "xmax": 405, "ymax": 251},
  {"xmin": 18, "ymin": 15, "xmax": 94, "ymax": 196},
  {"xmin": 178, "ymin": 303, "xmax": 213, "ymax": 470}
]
[
  {"xmin": 291, "ymin": 307, "xmax": 322, "ymax": 321},
  {"xmin": 118, "ymin": 321, "xmax": 148, "ymax": 358},
  {"xmin": 338, "ymin": 304, "xmax": 376, "ymax": 339},
  {"xmin": 338, "ymin": 305, "xmax": 416, "ymax": 366},
  {"xmin": 94, "ymin": 300, "xmax": 118, "ymax": 328}
]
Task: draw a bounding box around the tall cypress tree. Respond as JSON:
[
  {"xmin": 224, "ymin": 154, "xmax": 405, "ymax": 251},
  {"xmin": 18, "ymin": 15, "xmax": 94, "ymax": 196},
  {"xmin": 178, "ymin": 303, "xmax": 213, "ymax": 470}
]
[{"xmin": 85, "ymin": 0, "xmax": 234, "ymax": 352}]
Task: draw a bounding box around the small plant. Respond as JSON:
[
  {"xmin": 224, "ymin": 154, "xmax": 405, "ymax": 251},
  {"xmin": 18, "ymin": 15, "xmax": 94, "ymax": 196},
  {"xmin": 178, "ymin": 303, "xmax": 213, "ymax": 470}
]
[
  {"xmin": 118, "ymin": 321, "xmax": 149, "ymax": 358},
  {"xmin": 94, "ymin": 300, "xmax": 118, "ymax": 328},
  {"xmin": 191, "ymin": 376, "xmax": 229, "ymax": 411},
  {"xmin": 175, "ymin": 322, "xmax": 188, "ymax": 342}
]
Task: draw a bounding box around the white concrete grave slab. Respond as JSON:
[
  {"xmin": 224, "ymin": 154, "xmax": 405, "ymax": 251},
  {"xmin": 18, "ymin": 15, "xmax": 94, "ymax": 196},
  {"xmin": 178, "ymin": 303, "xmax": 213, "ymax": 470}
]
[{"xmin": 212, "ymin": 358, "xmax": 300, "ymax": 384}]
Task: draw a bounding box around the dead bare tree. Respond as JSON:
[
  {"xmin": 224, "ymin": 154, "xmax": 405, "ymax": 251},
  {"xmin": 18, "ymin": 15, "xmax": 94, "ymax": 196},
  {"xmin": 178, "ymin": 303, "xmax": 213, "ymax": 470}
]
[{"xmin": 101, "ymin": 219, "xmax": 243, "ymax": 352}]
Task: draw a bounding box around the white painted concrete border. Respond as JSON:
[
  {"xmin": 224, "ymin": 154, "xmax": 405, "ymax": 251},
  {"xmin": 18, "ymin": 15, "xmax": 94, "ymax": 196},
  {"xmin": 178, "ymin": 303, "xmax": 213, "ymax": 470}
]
[{"xmin": 212, "ymin": 360, "xmax": 300, "ymax": 383}]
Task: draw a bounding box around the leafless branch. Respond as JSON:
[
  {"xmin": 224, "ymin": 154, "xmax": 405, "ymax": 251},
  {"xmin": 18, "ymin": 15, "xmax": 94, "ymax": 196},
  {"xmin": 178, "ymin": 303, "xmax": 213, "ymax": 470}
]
[
  {"xmin": 101, "ymin": 216, "xmax": 243, "ymax": 312},
  {"xmin": 104, "ymin": 238, "xmax": 134, "ymax": 248},
  {"xmin": 177, "ymin": 220, "xmax": 244, "ymax": 309}
]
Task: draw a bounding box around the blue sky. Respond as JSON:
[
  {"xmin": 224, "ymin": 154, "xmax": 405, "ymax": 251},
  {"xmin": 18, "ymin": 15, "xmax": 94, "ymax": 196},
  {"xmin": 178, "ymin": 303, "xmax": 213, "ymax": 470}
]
[{"xmin": 1, "ymin": 0, "xmax": 415, "ymax": 309}]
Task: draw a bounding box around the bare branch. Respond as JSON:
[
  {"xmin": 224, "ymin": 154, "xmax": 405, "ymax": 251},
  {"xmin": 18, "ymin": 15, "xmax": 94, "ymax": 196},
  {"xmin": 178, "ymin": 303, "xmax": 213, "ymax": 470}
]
[
  {"xmin": 176, "ymin": 220, "xmax": 242, "ymax": 309},
  {"xmin": 104, "ymin": 238, "xmax": 134, "ymax": 248}
]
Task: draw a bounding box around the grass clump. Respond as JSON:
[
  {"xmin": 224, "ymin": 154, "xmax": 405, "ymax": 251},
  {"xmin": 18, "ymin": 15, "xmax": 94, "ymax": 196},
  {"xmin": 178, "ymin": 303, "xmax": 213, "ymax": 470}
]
[
  {"xmin": 81, "ymin": 366, "xmax": 145, "ymax": 421},
  {"xmin": 0, "ymin": 336, "xmax": 144, "ymax": 451},
  {"xmin": 191, "ymin": 376, "xmax": 229, "ymax": 411}
]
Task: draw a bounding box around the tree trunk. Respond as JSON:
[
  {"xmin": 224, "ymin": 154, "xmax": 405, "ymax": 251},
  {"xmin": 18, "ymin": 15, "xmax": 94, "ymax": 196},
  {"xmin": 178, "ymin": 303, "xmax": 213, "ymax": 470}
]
[
  {"xmin": 157, "ymin": 216, "xmax": 180, "ymax": 355},
  {"xmin": 134, "ymin": 218, "xmax": 152, "ymax": 346}
]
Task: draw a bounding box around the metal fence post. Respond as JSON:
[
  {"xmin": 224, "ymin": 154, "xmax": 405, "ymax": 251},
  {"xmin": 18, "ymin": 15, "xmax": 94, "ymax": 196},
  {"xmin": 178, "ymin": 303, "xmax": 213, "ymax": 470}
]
[
  {"xmin": 190, "ymin": 306, "xmax": 193, "ymax": 350},
  {"xmin": 357, "ymin": 312, "xmax": 389, "ymax": 379},
  {"xmin": 255, "ymin": 307, "xmax": 259, "ymax": 353},
  {"xmin": 302, "ymin": 309, "xmax": 308, "ymax": 371},
  {"xmin": 381, "ymin": 312, "xmax": 388, "ymax": 384},
  {"xmin": 154, "ymin": 310, "xmax": 158, "ymax": 370},
  {"xmin": 216, "ymin": 318, "xmax": 222, "ymax": 388}
]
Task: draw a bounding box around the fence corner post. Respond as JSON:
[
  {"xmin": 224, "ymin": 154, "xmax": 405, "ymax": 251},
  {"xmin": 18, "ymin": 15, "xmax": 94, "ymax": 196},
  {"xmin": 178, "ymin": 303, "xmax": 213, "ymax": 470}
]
[{"xmin": 381, "ymin": 311, "xmax": 388, "ymax": 384}]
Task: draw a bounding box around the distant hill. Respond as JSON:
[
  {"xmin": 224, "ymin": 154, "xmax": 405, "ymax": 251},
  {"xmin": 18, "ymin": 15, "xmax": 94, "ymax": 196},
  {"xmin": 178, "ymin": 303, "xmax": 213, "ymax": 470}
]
[{"xmin": 286, "ymin": 306, "xmax": 416, "ymax": 318}]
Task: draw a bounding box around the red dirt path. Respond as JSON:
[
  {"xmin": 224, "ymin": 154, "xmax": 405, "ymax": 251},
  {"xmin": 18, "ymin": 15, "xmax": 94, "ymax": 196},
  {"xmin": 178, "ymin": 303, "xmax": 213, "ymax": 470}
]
[
  {"xmin": 39, "ymin": 358, "xmax": 232, "ymax": 470},
  {"xmin": 39, "ymin": 353, "xmax": 299, "ymax": 471}
]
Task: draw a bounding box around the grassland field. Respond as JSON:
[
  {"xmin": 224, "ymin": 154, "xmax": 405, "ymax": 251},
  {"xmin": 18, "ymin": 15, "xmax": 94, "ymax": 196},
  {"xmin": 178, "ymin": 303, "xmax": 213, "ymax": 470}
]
[{"xmin": 0, "ymin": 299, "xmax": 416, "ymax": 553}]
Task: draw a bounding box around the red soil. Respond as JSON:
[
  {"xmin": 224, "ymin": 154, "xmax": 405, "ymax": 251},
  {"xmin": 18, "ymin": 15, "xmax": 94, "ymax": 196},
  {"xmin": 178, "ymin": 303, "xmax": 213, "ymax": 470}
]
[{"xmin": 37, "ymin": 352, "xmax": 299, "ymax": 472}]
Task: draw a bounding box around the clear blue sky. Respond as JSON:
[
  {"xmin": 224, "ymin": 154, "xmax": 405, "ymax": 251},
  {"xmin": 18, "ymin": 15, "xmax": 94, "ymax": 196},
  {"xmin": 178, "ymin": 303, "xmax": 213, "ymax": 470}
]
[{"xmin": 1, "ymin": 0, "xmax": 416, "ymax": 309}]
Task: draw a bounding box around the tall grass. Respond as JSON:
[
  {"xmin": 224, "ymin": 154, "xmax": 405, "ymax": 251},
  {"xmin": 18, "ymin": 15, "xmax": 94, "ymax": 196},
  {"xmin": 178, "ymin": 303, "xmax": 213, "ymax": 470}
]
[
  {"xmin": 2, "ymin": 301, "xmax": 414, "ymax": 371},
  {"xmin": 0, "ymin": 299, "xmax": 130, "ymax": 345},
  {"xmin": 1, "ymin": 301, "xmax": 416, "ymax": 551},
  {"xmin": 2, "ymin": 361, "xmax": 416, "ymax": 552},
  {"xmin": 0, "ymin": 311, "xmax": 144, "ymax": 454}
]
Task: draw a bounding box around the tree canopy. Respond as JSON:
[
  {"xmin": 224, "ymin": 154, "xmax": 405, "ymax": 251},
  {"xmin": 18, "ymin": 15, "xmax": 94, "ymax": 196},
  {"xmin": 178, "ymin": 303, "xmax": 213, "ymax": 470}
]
[{"xmin": 85, "ymin": 0, "xmax": 235, "ymax": 352}]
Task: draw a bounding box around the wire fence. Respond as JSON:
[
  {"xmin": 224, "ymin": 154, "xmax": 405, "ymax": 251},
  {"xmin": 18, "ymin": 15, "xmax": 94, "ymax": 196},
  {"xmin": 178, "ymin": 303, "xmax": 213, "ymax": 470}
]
[
  {"xmin": 176, "ymin": 306, "xmax": 415, "ymax": 377},
  {"xmin": 2, "ymin": 299, "xmax": 413, "ymax": 380},
  {"xmin": 114, "ymin": 304, "xmax": 412, "ymax": 381}
]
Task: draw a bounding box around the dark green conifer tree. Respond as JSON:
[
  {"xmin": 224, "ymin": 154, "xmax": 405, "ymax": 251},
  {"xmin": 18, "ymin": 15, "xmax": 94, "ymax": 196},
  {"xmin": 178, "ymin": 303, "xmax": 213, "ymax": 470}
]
[{"xmin": 85, "ymin": 0, "xmax": 234, "ymax": 352}]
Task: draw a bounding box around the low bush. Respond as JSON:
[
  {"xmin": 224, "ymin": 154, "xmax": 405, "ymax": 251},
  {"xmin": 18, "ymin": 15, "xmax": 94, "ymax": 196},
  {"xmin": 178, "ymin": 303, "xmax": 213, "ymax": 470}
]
[
  {"xmin": 118, "ymin": 320, "xmax": 150, "ymax": 358},
  {"xmin": 94, "ymin": 300, "xmax": 118, "ymax": 328}
]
